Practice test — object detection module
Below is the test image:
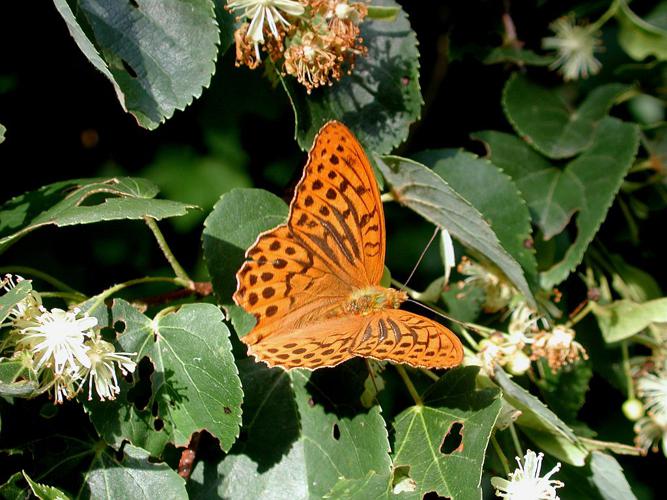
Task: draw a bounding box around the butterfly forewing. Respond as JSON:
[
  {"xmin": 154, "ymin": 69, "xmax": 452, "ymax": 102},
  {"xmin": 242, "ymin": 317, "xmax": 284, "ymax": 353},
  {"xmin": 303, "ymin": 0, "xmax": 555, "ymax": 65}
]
[{"xmin": 289, "ymin": 121, "xmax": 386, "ymax": 286}]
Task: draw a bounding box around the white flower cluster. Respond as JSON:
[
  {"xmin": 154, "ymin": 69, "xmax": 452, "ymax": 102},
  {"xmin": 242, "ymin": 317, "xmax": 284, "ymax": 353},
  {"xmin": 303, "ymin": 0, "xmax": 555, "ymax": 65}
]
[
  {"xmin": 2, "ymin": 275, "xmax": 136, "ymax": 404},
  {"xmin": 492, "ymin": 450, "xmax": 564, "ymax": 500},
  {"xmin": 634, "ymin": 363, "xmax": 667, "ymax": 455}
]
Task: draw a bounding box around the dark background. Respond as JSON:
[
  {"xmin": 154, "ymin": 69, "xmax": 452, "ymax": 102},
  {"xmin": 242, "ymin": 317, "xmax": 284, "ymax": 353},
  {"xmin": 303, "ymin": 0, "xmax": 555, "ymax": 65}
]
[{"xmin": 0, "ymin": 1, "xmax": 662, "ymax": 497}]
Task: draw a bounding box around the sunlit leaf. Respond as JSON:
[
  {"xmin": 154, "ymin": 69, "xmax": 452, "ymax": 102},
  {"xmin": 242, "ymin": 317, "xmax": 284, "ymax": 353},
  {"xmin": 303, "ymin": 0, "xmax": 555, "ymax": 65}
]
[
  {"xmin": 376, "ymin": 155, "xmax": 536, "ymax": 307},
  {"xmin": 0, "ymin": 177, "xmax": 194, "ymax": 255},
  {"xmin": 617, "ymin": 0, "xmax": 667, "ymax": 62},
  {"xmin": 592, "ymin": 297, "xmax": 667, "ymax": 343},
  {"xmin": 52, "ymin": 0, "xmax": 221, "ymax": 129},
  {"xmin": 392, "ymin": 367, "xmax": 501, "ymax": 499}
]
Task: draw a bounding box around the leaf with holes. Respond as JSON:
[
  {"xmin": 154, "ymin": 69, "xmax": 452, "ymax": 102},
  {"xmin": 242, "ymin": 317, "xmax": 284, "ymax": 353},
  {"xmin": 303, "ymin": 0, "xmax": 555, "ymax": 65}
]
[
  {"xmin": 188, "ymin": 359, "xmax": 393, "ymax": 499},
  {"xmin": 376, "ymin": 155, "xmax": 536, "ymax": 307},
  {"xmin": 0, "ymin": 177, "xmax": 195, "ymax": 255},
  {"xmin": 414, "ymin": 149, "xmax": 538, "ymax": 289},
  {"xmin": 52, "ymin": 0, "xmax": 220, "ymax": 130},
  {"xmin": 282, "ymin": 0, "xmax": 422, "ymax": 154},
  {"xmin": 83, "ymin": 300, "xmax": 242, "ymax": 454},
  {"xmin": 83, "ymin": 445, "xmax": 187, "ymax": 499},
  {"xmin": 502, "ymin": 73, "xmax": 630, "ymax": 159},
  {"xmin": 475, "ymin": 118, "xmax": 639, "ymax": 288},
  {"xmin": 392, "ymin": 367, "xmax": 501, "ymax": 500},
  {"xmin": 202, "ymin": 188, "xmax": 289, "ymax": 307}
]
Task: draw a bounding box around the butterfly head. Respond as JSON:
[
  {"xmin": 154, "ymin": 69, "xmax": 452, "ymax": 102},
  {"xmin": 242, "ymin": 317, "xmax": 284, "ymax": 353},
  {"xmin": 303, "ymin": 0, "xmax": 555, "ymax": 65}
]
[{"xmin": 343, "ymin": 287, "xmax": 408, "ymax": 316}]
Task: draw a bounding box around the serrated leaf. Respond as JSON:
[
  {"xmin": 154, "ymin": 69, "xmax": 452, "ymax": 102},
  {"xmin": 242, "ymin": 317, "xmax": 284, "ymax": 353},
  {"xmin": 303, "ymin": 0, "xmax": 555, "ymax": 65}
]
[
  {"xmin": 22, "ymin": 472, "xmax": 70, "ymax": 500},
  {"xmin": 189, "ymin": 360, "xmax": 392, "ymax": 499},
  {"xmin": 52, "ymin": 0, "xmax": 220, "ymax": 130},
  {"xmin": 493, "ymin": 367, "xmax": 588, "ymax": 465},
  {"xmin": 0, "ymin": 177, "xmax": 194, "ymax": 255},
  {"xmin": 392, "ymin": 367, "xmax": 501, "ymax": 500},
  {"xmin": 591, "ymin": 297, "xmax": 667, "ymax": 343},
  {"xmin": 475, "ymin": 118, "xmax": 639, "ymax": 288},
  {"xmin": 617, "ymin": 0, "xmax": 667, "ymax": 62},
  {"xmin": 282, "ymin": 0, "xmax": 422, "ymax": 154},
  {"xmin": 82, "ymin": 445, "xmax": 187, "ymax": 500},
  {"xmin": 415, "ymin": 149, "xmax": 537, "ymax": 288},
  {"xmin": 376, "ymin": 155, "xmax": 536, "ymax": 307},
  {"xmin": 202, "ymin": 188, "xmax": 288, "ymax": 306},
  {"xmin": 84, "ymin": 300, "xmax": 242, "ymax": 453},
  {"xmin": 502, "ymin": 74, "xmax": 630, "ymax": 159},
  {"xmin": 484, "ymin": 47, "xmax": 555, "ymax": 66},
  {"xmin": 0, "ymin": 279, "xmax": 32, "ymax": 323}
]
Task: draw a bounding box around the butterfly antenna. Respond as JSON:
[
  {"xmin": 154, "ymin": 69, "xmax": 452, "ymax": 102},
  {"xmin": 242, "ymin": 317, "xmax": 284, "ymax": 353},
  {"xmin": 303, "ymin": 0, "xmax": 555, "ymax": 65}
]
[
  {"xmin": 399, "ymin": 226, "xmax": 440, "ymax": 292},
  {"xmin": 407, "ymin": 298, "xmax": 490, "ymax": 337}
]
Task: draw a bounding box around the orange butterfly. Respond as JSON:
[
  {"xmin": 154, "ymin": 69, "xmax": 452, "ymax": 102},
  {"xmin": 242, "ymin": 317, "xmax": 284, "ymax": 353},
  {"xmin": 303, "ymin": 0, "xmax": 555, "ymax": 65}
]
[{"xmin": 233, "ymin": 121, "xmax": 463, "ymax": 370}]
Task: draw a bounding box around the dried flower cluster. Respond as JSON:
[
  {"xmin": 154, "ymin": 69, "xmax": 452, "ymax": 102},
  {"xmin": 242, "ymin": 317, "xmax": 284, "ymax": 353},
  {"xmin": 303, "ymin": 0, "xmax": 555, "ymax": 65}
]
[
  {"xmin": 1, "ymin": 275, "xmax": 136, "ymax": 404},
  {"xmin": 457, "ymin": 259, "xmax": 588, "ymax": 375},
  {"xmin": 227, "ymin": 0, "xmax": 368, "ymax": 93}
]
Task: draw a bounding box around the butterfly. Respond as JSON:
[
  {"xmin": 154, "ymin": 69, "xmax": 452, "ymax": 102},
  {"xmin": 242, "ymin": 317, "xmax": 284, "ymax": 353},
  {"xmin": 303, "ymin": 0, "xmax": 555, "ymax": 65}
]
[{"xmin": 233, "ymin": 121, "xmax": 463, "ymax": 370}]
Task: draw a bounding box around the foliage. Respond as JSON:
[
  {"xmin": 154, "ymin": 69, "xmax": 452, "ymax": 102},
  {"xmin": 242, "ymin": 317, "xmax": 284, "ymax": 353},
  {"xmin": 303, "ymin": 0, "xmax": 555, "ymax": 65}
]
[{"xmin": 2, "ymin": 0, "xmax": 666, "ymax": 498}]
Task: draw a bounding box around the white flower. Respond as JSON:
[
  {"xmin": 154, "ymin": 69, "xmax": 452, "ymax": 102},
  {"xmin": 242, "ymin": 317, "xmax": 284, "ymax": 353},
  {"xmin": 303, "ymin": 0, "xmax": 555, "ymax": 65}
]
[
  {"xmin": 491, "ymin": 450, "xmax": 564, "ymax": 500},
  {"xmin": 634, "ymin": 415, "xmax": 667, "ymax": 455},
  {"xmin": 227, "ymin": 0, "xmax": 304, "ymax": 47},
  {"xmin": 79, "ymin": 336, "xmax": 136, "ymax": 401},
  {"xmin": 637, "ymin": 370, "xmax": 667, "ymax": 425},
  {"xmin": 17, "ymin": 307, "xmax": 96, "ymax": 375},
  {"xmin": 542, "ymin": 16, "xmax": 602, "ymax": 81}
]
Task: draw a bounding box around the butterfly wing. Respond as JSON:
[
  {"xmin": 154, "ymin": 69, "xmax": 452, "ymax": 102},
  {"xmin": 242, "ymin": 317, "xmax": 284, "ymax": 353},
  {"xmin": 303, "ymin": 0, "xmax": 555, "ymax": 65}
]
[
  {"xmin": 234, "ymin": 121, "xmax": 386, "ymax": 345},
  {"xmin": 246, "ymin": 309, "xmax": 463, "ymax": 370}
]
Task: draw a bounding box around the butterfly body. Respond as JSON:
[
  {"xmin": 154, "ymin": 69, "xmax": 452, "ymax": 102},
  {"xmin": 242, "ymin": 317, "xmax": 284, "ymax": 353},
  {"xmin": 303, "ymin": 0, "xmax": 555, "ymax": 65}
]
[{"xmin": 234, "ymin": 121, "xmax": 463, "ymax": 370}]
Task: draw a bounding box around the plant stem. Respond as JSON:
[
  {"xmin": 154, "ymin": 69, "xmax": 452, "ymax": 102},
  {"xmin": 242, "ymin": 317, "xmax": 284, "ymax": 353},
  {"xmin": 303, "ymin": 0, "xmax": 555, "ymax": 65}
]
[
  {"xmin": 491, "ymin": 434, "xmax": 511, "ymax": 476},
  {"xmin": 508, "ymin": 423, "xmax": 523, "ymax": 458},
  {"xmin": 395, "ymin": 365, "xmax": 422, "ymax": 406},
  {"xmin": 0, "ymin": 266, "xmax": 84, "ymax": 295},
  {"xmin": 566, "ymin": 302, "xmax": 593, "ymax": 327},
  {"xmin": 588, "ymin": 0, "xmax": 620, "ymax": 32},
  {"xmin": 621, "ymin": 340, "xmax": 635, "ymax": 399},
  {"xmin": 38, "ymin": 291, "xmax": 88, "ymax": 303},
  {"xmin": 86, "ymin": 276, "xmax": 191, "ymax": 314},
  {"xmin": 144, "ymin": 217, "xmax": 191, "ymax": 282},
  {"xmin": 420, "ymin": 368, "xmax": 440, "ymax": 382}
]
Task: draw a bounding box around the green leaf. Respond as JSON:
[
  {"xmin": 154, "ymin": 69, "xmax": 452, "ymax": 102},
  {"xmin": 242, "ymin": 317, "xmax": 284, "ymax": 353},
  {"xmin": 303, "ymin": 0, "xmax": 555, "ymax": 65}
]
[
  {"xmin": 502, "ymin": 73, "xmax": 630, "ymax": 159},
  {"xmin": 415, "ymin": 149, "xmax": 538, "ymax": 288},
  {"xmin": 392, "ymin": 367, "xmax": 501, "ymax": 499},
  {"xmin": 475, "ymin": 118, "xmax": 639, "ymax": 288},
  {"xmin": 189, "ymin": 360, "xmax": 393, "ymax": 499},
  {"xmin": 83, "ymin": 445, "xmax": 187, "ymax": 500},
  {"xmin": 617, "ymin": 0, "xmax": 667, "ymax": 62},
  {"xmin": 0, "ymin": 177, "xmax": 194, "ymax": 255},
  {"xmin": 84, "ymin": 300, "xmax": 242, "ymax": 454},
  {"xmin": 0, "ymin": 359, "xmax": 38, "ymax": 398},
  {"xmin": 282, "ymin": 0, "xmax": 422, "ymax": 154},
  {"xmin": 202, "ymin": 188, "xmax": 288, "ymax": 306},
  {"xmin": 0, "ymin": 123, "xmax": 5, "ymax": 143},
  {"xmin": 22, "ymin": 472, "xmax": 70, "ymax": 500},
  {"xmin": 492, "ymin": 368, "xmax": 588, "ymax": 465},
  {"xmin": 0, "ymin": 472, "xmax": 26, "ymax": 500},
  {"xmin": 0, "ymin": 278, "xmax": 32, "ymax": 323},
  {"xmin": 591, "ymin": 297, "xmax": 667, "ymax": 343},
  {"xmin": 559, "ymin": 452, "xmax": 637, "ymax": 500},
  {"xmin": 484, "ymin": 47, "xmax": 555, "ymax": 66},
  {"xmin": 52, "ymin": 0, "xmax": 219, "ymax": 130},
  {"xmin": 376, "ymin": 155, "xmax": 536, "ymax": 307},
  {"xmin": 537, "ymin": 361, "xmax": 592, "ymax": 424}
]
